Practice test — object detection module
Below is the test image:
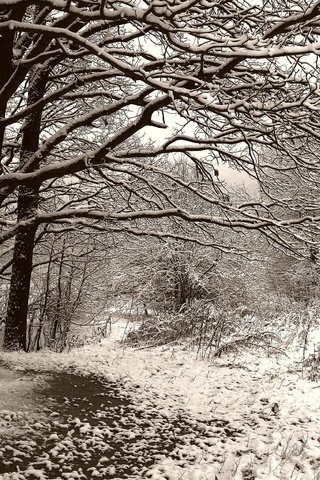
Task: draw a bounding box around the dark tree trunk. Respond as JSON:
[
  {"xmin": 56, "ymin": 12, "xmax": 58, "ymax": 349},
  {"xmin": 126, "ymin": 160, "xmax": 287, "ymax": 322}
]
[
  {"xmin": 3, "ymin": 65, "xmax": 49, "ymax": 350},
  {"xmin": 4, "ymin": 187, "xmax": 39, "ymax": 350}
]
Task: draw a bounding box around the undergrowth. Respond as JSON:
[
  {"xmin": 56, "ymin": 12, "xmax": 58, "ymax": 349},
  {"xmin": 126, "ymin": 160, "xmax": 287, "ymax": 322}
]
[{"xmin": 124, "ymin": 299, "xmax": 320, "ymax": 369}]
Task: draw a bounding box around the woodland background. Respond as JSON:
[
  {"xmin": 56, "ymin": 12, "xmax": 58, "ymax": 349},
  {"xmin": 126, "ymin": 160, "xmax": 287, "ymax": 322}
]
[{"xmin": 1, "ymin": 0, "xmax": 320, "ymax": 360}]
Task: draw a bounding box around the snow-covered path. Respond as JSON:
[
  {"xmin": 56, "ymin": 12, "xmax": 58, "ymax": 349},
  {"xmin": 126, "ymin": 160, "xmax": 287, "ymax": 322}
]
[{"xmin": 0, "ymin": 326, "xmax": 319, "ymax": 480}]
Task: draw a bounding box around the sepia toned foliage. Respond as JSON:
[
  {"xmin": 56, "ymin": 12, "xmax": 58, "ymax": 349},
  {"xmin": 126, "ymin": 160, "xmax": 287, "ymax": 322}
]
[{"xmin": 2, "ymin": 1, "xmax": 320, "ymax": 348}]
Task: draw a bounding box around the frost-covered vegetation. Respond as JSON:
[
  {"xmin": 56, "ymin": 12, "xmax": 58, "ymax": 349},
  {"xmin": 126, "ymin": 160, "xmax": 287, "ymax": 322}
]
[
  {"xmin": 1, "ymin": 1, "xmax": 320, "ymax": 478},
  {"xmin": 0, "ymin": 321, "xmax": 319, "ymax": 480},
  {"xmin": 3, "ymin": 1, "xmax": 320, "ymax": 352}
]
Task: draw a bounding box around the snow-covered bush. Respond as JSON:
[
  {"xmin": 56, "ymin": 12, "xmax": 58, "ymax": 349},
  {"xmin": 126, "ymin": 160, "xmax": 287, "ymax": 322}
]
[
  {"xmin": 125, "ymin": 312, "xmax": 192, "ymax": 347},
  {"xmin": 125, "ymin": 301, "xmax": 253, "ymax": 354},
  {"xmin": 126, "ymin": 293, "xmax": 320, "ymax": 364}
]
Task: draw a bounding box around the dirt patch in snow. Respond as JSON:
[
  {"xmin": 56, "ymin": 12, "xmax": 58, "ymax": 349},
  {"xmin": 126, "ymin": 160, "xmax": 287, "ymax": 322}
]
[
  {"xmin": 0, "ymin": 366, "xmax": 53, "ymax": 439},
  {"xmin": 0, "ymin": 369, "xmax": 227, "ymax": 479},
  {"xmin": 0, "ymin": 367, "xmax": 46, "ymax": 411}
]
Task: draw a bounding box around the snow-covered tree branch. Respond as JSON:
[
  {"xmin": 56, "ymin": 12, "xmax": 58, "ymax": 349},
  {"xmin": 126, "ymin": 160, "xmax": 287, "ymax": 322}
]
[{"xmin": 2, "ymin": 0, "xmax": 320, "ymax": 349}]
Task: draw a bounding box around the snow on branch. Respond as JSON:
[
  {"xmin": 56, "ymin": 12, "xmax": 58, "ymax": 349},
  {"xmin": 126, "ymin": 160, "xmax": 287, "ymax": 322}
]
[{"xmin": 2, "ymin": 0, "xmax": 320, "ymax": 251}]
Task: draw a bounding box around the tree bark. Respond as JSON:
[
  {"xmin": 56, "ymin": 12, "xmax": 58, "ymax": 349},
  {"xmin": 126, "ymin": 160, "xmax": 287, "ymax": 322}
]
[
  {"xmin": 3, "ymin": 65, "xmax": 49, "ymax": 350},
  {"xmin": 4, "ymin": 189, "xmax": 40, "ymax": 350}
]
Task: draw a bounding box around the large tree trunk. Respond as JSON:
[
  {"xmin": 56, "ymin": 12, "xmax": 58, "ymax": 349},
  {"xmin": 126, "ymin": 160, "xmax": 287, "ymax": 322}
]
[
  {"xmin": 3, "ymin": 65, "xmax": 48, "ymax": 350},
  {"xmin": 4, "ymin": 189, "xmax": 39, "ymax": 350}
]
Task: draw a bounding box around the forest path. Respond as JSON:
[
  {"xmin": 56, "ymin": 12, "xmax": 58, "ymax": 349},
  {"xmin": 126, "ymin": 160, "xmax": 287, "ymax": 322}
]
[
  {"xmin": 0, "ymin": 367, "xmax": 199, "ymax": 479},
  {"xmin": 0, "ymin": 362, "xmax": 233, "ymax": 480},
  {"xmin": 0, "ymin": 331, "xmax": 319, "ymax": 479}
]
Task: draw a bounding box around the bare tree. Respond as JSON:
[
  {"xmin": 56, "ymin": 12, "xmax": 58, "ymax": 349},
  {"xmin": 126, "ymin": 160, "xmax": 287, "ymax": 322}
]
[
  {"xmin": 26, "ymin": 230, "xmax": 111, "ymax": 351},
  {"xmin": 2, "ymin": 1, "xmax": 320, "ymax": 349}
]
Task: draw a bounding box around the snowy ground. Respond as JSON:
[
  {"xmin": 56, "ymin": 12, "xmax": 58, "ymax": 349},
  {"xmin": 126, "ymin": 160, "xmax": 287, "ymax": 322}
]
[{"xmin": 0, "ymin": 320, "xmax": 319, "ymax": 480}]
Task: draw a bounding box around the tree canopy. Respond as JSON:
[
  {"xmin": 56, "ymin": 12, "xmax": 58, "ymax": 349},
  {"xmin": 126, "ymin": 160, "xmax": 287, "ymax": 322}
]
[
  {"xmin": 1, "ymin": 1, "xmax": 320, "ymax": 247},
  {"xmin": 2, "ymin": 0, "xmax": 320, "ymax": 349}
]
